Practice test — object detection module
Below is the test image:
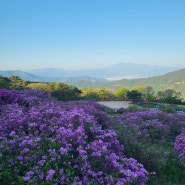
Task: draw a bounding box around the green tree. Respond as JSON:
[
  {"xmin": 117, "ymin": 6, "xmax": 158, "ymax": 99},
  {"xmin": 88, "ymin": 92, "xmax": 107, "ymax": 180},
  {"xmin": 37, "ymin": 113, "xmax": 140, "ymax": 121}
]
[
  {"xmin": 97, "ymin": 89, "xmax": 115, "ymax": 101},
  {"xmin": 157, "ymin": 89, "xmax": 182, "ymax": 104},
  {"xmin": 9, "ymin": 76, "xmax": 27, "ymax": 89},
  {"xmin": 143, "ymin": 86, "xmax": 155, "ymax": 102},
  {"xmin": 45, "ymin": 82, "xmax": 56, "ymax": 92},
  {"xmin": 127, "ymin": 90, "xmax": 142, "ymax": 104},
  {"xmin": 81, "ymin": 89, "xmax": 100, "ymax": 101},
  {"xmin": 47, "ymin": 82, "xmax": 81, "ymax": 101},
  {"xmin": 27, "ymin": 83, "xmax": 48, "ymax": 91},
  {"xmin": 131, "ymin": 86, "xmax": 144, "ymax": 93},
  {"xmin": 115, "ymin": 87, "xmax": 129, "ymax": 100},
  {"xmin": 0, "ymin": 76, "xmax": 10, "ymax": 89}
]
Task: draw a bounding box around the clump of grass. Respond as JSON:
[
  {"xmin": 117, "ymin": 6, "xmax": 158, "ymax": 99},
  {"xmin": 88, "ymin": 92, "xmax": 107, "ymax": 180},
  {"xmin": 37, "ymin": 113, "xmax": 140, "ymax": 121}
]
[{"xmin": 125, "ymin": 104, "xmax": 148, "ymax": 112}]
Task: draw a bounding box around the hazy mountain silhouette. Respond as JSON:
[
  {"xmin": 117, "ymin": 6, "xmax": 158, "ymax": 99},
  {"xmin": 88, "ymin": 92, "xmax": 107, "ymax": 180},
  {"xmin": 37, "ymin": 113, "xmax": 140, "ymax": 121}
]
[
  {"xmin": 27, "ymin": 63, "xmax": 179, "ymax": 79},
  {"xmin": 0, "ymin": 70, "xmax": 107, "ymax": 83}
]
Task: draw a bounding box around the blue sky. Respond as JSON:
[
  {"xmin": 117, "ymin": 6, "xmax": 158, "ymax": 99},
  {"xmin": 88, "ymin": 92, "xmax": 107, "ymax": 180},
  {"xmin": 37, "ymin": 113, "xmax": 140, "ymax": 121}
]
[{"xmin": 0, "ymin": 0, "xmax": 185, "ymax": 70}]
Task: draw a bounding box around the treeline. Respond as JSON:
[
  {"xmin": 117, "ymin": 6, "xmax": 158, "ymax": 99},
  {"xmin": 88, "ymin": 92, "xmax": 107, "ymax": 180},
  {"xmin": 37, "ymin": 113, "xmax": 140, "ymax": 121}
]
[
  {"xmin": 0, "ymin": 76, "xmax": 184, "ymax": 104},
  {"xmin": 0, "ymin": 76, "xmax": 81, "ymax": 101},
  {"xmin": 82, "ymin": 86, "xmax": 184, "ymax": 105}
]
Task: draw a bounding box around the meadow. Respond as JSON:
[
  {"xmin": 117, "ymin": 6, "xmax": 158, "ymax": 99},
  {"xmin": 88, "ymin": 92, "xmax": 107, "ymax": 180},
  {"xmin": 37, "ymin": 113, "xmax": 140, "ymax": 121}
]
[{"xmin": 0, "ymin": 89, "xmax": 185, "ymax": 185}]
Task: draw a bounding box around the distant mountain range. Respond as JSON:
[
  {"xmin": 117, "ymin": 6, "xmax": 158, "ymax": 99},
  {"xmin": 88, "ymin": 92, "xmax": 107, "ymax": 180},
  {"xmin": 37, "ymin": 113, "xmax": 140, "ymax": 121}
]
[
  {"xmin": 27, "ymin": 63, "xmax": 179, "ymax": 80},
  {"xmin": 70, "ymin": 68, "xmax": 185, "ymax": 89},
  {"xmin": 0, "ymin": 62, "xmax": 185, "ymax": 98},
  {"xmin": 0, "ymin": 70, "xmax": 107, "ymax": 83},
  {"xmin": 1, "ymin": 63, "xmax": 179, "ymax": 83}
]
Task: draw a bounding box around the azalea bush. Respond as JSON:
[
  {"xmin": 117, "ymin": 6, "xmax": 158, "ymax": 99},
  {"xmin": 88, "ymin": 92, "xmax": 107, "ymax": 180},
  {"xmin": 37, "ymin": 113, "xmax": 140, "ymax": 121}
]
[
  {"xmin": 115, "ymin": 110, "xmax": 185, "ymax": 144},
  {"xmin": 175, "ymin": 129, "xmax": 185, "ymax": 166},
  {"xmin": 0, "ymin": 89, "xmax": 148, "ymax": 185},
  {"xmin": 113, "ymin": 110, "xmax": 185, "ymax": 184}
]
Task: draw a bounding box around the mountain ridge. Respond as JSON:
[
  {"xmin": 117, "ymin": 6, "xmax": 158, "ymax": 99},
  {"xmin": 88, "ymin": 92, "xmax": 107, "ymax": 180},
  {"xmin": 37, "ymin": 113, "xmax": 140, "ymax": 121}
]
[
  {"xmin": 0, "ymin": 70, "xmax": 107, "ymax": 83},
  {"xmin": 26, "ymin": 63, "xmax": 180, "ymax": 79},
  {"xmin": 1, "ymin": 65, "xmax": 185, "ymax": 97}
]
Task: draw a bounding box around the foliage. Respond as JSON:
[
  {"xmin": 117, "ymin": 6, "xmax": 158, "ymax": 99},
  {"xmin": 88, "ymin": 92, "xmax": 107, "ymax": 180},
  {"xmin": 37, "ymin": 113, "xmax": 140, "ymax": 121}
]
[
  {"xmin": 1, "ymin": 76, "xmax": 185, "ymax": 103},
  {"xmin": 125, "ymin": 105, "xmax": 147, "ymax": 112},
  {"xmin": 0, "ymin": 76, "xmax": 10, "ymax": 89},
  {"xmin": 81, "ymin": 88, "xmax": 115, "ymax": 101},
  {"xmin": 0, "ymin": 76, "xmax": 82, "ymax": 101},
  {"xmin": 157, "ymin": 89, "xmax": 183, "ymax": 104},
  {"xmin": 27, "ymin": 82, "xmax": 82, "ymax": 101},
  {"xmin": 131, "ymin": 86, "xmax": 144, "ymax": 93},
  {"xmin": 127, "ymin": 90, "xmax": 142, "ymax": 103},
  {"xmin": 81, "ymin": 89, "xmax": 100, "ymax": 101},
  {"xmin": 142, "ymin": 86, "xmax": 156, "ymax": 102},
  {"xmin": 68, "ymin": 68, "xmax": 185, "ymax": 100},
  {"xmin": 9, "ymin": 76, "xmax": 28, "ymax": 89},
  {"xmin": 175, "ymin": 129, "xmax": 185, "ymax": 166},
  {"xmin": 27, "ymin": 83, "xmax": 48, "ymax": 91},
  {"xmin": 113, "ymin": 110, "xmax": 185, "ymax": 184},
  {"xmin": 97, "ymin": 89, "xmax": 115, "ymax": 101},
  {"xmin": 0, "ymin": 89, "xmax": 148, "ymax": 185},
  {"xmin": 1, "ymin": 89, "xmax": 185, "ymax": 184},
  {"xmin": 115, "ymin": 87, "xmax": 128, "ymax": 100},
  {"xmin": 159, "ymin": 105, "xmax": 177, "ymax": 113},
  {"xmin": 47, "ymin": 82, "xmax": 82, "ymax": 101}
]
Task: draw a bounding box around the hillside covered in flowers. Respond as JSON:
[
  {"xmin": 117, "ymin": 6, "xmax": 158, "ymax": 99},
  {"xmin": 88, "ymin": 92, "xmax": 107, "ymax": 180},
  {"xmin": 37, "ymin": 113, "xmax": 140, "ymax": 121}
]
[{"xmin": 0, "ymin": 89, "xmax": 185, "ymax": 185}]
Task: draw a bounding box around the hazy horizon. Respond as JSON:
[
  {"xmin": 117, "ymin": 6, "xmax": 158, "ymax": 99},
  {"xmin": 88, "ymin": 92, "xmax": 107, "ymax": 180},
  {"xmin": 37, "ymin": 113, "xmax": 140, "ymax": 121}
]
[
  {"xmin": 0, "ymin": 62, "xmax": 183, "ymax": 72},
  {"xmin": 1, "ymin": 0, "xmax": 185, "ymax": 70}
]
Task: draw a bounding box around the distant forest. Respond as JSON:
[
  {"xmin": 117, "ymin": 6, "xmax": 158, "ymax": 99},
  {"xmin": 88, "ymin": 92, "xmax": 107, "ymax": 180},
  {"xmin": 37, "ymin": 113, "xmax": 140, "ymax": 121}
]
[{"xmin": 0, "ymin": 75, "xmax": 184, "ymax": 105}]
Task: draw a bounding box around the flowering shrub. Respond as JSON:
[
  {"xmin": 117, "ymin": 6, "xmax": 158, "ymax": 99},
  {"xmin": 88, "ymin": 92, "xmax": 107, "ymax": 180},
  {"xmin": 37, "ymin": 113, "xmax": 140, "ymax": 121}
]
[
  {"xmin": 113, "ymin": 110, "xmax": 185, "ymax": 176},
  {"xmin": 115, "ymin": 110, "xmax": 185, "ymax": 144},
  {"xmin": 0, "ymin": 89, "xmax": 52, "ymax": 107},
  {"xmin": 174, "ymin": 129, "xmax": 185, "ymax": 166},
  {"xmin": 61, "ymin": 100, "xmax": 114, "ymax": 129},
  {"xmin": 0, "ymin": 89, "xmax": 25, "ymax": 105},
  {"xmin": 0, "ymin": 89, "xmax": 148, "ymax": 184}
]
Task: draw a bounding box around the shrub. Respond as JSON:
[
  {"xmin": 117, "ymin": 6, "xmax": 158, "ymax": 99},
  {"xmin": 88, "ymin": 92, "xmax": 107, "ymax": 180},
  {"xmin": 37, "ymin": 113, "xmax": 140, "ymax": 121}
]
[
  {"xmin": 113, "ymin": 110, "xmax": 185, "ymax": 183},
  {"xmin": 175, "ymin": 129, "xmax": 185, "ymax": 166},
  {"xmin": 0, "ymin": 89, "xmax": 148, "ymax": 185}
]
